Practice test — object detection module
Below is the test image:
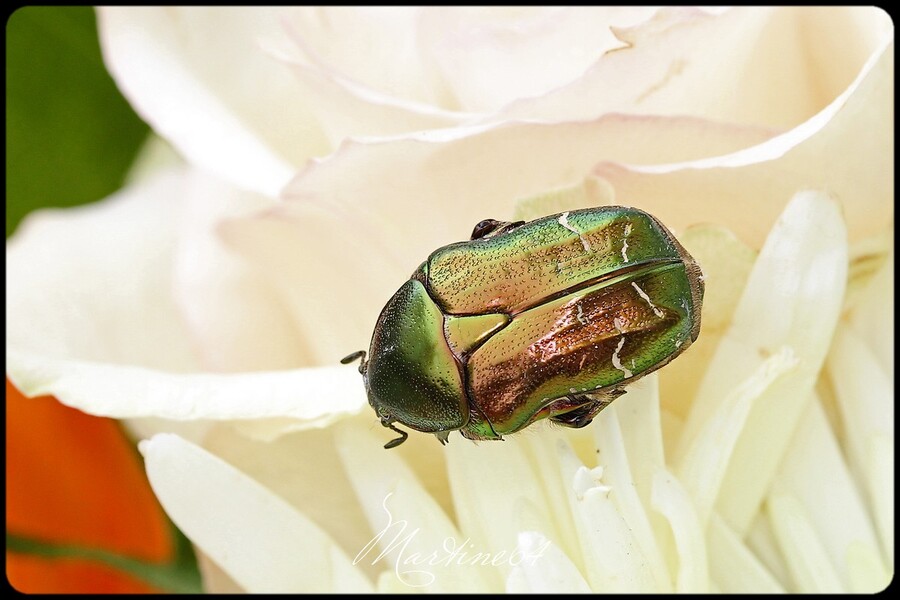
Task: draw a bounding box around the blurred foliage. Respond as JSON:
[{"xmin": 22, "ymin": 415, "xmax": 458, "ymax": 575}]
[{"xmin": 6, "ymin": 6, "xmax": 150, "ymax": 238}]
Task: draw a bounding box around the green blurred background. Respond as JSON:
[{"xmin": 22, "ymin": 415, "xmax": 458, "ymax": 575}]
[{"xmin": 6, "ymin": 6, "xmax": 150, "ymax": 238}]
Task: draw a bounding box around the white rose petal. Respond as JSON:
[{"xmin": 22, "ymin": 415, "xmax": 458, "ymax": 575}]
[
  {"xmin": 6, "ymin": 168, "xmax": 198, "ymax": 371},
  {"xmin": 590, "ymin": 36, "xmax": 893, "ymax": 247},
  {"xmin": 608, "ymin": 376, "xmax": 664, "ymax": 514},
  {"xmin": 499, "ymin": 7, "xmax": 890, "ymax": 127},
  {"xmin": 425, "ymin": 7, "xmax": 655, "ymax": 113},
  {"xmin": 283, "ymin": 7, "xmax": 446, "ymax": 108},
  {"xmin": 173, "ymin": 170, "xmax": 311, "ymax": 371},
  {"xmin": 98, "ymin": 7, "xmax": 326, "ymax": 196},
  {"xmin": 201, "ymin": 422, "xmax": 375, "ymax": 568},
  {"xmin": 141, "ymin": 433, "xmax": 373, "ymax": 593}
]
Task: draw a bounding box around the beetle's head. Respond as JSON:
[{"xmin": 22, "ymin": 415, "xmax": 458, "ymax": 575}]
[{"xmin": 341, "ymin": 348, "xmax": 414, "ymax": 449}]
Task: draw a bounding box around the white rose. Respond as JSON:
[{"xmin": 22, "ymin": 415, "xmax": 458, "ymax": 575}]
[{"xmin": 6, "ymin": 6, "xmax": 893, "ymax": 593}]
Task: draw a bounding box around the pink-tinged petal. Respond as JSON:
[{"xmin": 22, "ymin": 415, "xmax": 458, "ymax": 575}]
[
  {"xmin": 276, "ymin": 49, "xmax": 468, "ymax": 148},
  {"xmin": 218, "ymin": 203, "xmax": 414, "ymax": 365},
  {"xmin": 496, "ymin": 7, "xmax": 890, "ymax": 128},
  {"xmin": 273, "ymin": 112, "xmax": 771, "ymax": 294},
  {"xmin": 141, "ymin": 434, "xmax": 374, "ymax": 592},
  {"xmin": 172, "ymin": 170, "xmax": 309, "ymax": 371},
  {"xmin": 421, "ymin": 7, "xmax": 657, "ymax": 113},
  {"xmin": 282, "ymin": 8, "xmax": 445, "ymax": 106},
  {"xmin": 97, "ymin": 7, "xmax": 327, "ymax": 196},
  {"xmin": 590, "ymin": 37, "xmax": 893, "ymax": 248}
]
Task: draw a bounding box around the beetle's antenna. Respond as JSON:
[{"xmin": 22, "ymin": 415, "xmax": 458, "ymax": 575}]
[
  {"xmin": 383, "ymin": 422, "xmax": 408, "ymax": 449},
  {"xmin": 340, "ymin": 350, "xmax": 367, "ymax": 374}
]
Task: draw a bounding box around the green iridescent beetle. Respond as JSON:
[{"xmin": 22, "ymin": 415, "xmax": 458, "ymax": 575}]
[{"xmin": 342, "ymin": 206, "xmax": 704, "ymax": 449}]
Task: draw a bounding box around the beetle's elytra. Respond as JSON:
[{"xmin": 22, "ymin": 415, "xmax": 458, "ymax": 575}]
[{"xmin": 343, "ymin": 206, "xmax": 704, "ymax": 449}]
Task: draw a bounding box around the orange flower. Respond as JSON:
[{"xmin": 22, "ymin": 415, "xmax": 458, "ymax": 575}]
[{"xmin": 6, "ymin": 379, "xmax": 176, "ymax": 593}]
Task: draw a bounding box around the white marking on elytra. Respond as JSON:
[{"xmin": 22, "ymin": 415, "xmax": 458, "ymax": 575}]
[
  {"xmin": 631, "ymin": 282, "xmax": 665, "ymax": 318},
  {"xmin": 576, "ymin": 304, "xmax": 589, "ymax": 325},
  {"xmin": 621, "ymin": 223, "xmax": 632, "ymax": 262},
  {"xmin": 578, "ymin": 354, "xmax": 587, "ymax": 370},
  {"xmin": 612, "ymin": 337, "xmax": 633, "ymax": 378},
  {"xmin": 675, "ymin": 339, "xmax": 683, "ymax": 348},
  {"xmin": 613, "ymin": 316, "xmax": 626, "ymax": 334},
  {"xmin": 559, "ymin": 212, "xmax": 592, "ymax": 253}
]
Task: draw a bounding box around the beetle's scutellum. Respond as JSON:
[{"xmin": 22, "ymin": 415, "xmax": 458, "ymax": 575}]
[{"xmin": 343, "ymin": 206, "xmax": 704, "ymax": 449}]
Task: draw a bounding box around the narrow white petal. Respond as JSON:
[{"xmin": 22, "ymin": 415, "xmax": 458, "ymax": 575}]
[
  {"xmin": 868, "ymin": 433, "xmax": 894, "ymax": 566},
  {"xmin": 444, "ymin": 433, "xmax": 566, "ymax": 586},
  {"xmin": 505, "ymin": 532, "xmax": 591, "ymax": 593},
  {"xmin": 676, "ymin": 347, "xmax": 799, "ymax": 525},
  {"xmin": 847, "ymin": 540, "xmax": 893, "ymax": 593},
  {"xmin": 707, "ymin": 514, "xmax": 784, "ymax": 593},
  {"xmin": 605, "ymin": 375, "xmax": 664, "ymax": 513},
  {"xmin": 826, "ymin": 325, "xmax": 894, "ymax": 562},
  {"xmin": 556, "ymin": 441, "xmax": 657, "ymax": 592},
  {"xmin": 651, "ymin": 469, "xmax": 708, "ymax": 593},
  {"xmin": 516, "ymin": 430, "xmax": 586, "ymax": 571},
  {"xmin": 7, "ymin": 353, "xmax": 366, "ymax": 424},
  {"xmin": 745, "ymin": 513, "xmax": 792, "ymax": 589},
  {"xmin": 593, "ymin": 406, "xmax": 670, "ymax": 590},
  {"xmin": 771, "ymin": 398, "xmax": 884, "ymax": 588},
  {"xmin": 848, "ymin": 249, "xmax": 894, "ymax": 380},
  {"xmin": 768, "ymin": 493, "xmax": 845, "ymax": 592},
  {"xmin": 334, "ymin": 421, "xmax": 497, "ymax": 592},
  {"xmin": 141, "ymin": 434, "xmax": 373, "ymax": 592},
  {"xmin": 678, "ymin": 191, "xmax": 848, "ymax": 534}
]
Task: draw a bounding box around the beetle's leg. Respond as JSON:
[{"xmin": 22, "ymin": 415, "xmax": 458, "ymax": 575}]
[
  {"xmin": 340, "ymin": 350, "xmax": 367, "ymax": 374},
  {"xmin": 550, "ymin": 389, "xmax": 626, "ymax": 429},
  {"xmin": 470, "ymin": 219, "xmax": 526, "ymax": 240},
  {"xmin": 434, "ymin": 430, "xmax": 450, "ymax": 445},
  {"xmin": 382, "ymin": 422, "xmax": 409, "ymax": 449}
]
